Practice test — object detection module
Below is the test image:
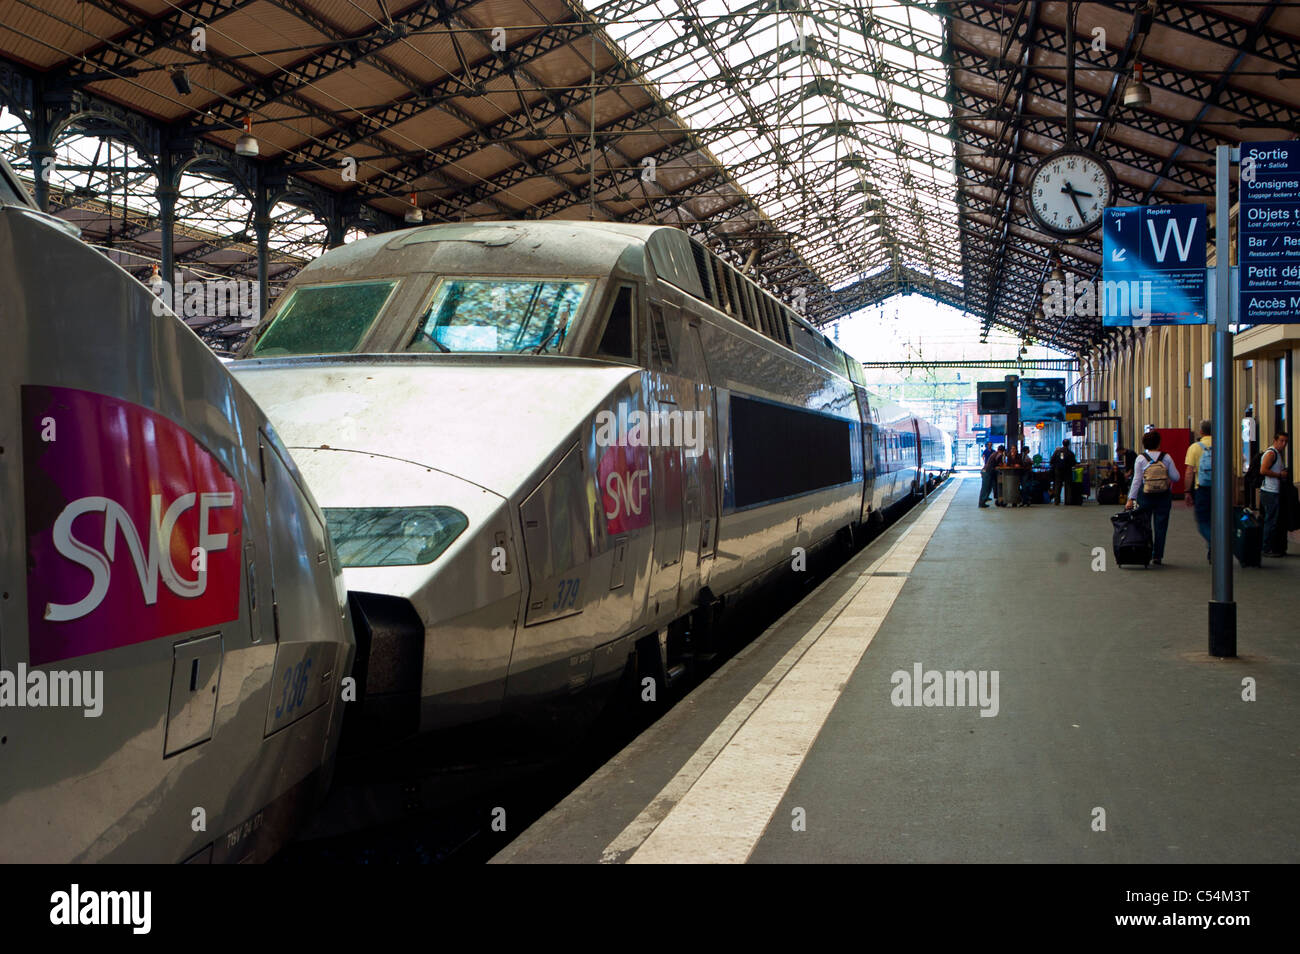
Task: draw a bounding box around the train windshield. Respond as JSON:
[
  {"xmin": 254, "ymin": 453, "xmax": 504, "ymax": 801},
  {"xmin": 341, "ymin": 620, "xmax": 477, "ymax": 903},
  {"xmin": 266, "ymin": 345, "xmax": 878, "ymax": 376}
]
[
  {"xmin": 406, "ymin": 277, "xmax": 588, "ymax": 353},
  {"xmin": 323, "ymin": 506, "xmax": 468, "ymax": 567},
  {"xmin": 251, "ymin": 279, "xmax": 398, "ymax": 356}
]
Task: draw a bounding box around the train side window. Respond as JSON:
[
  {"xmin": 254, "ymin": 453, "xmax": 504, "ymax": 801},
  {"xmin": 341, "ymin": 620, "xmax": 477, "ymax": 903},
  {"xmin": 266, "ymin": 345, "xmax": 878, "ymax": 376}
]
[
  {"xmin": 713, "ymin": 259, "xmax": 732, "ymax": 315},
  {"xmin": 647, "ymin": 303, "xmax": 674, "ymax": 370},
  {"xmin": 747, "ymin": 283, "xmax": 765, "ymax": 336},
  {"xmin": 754, "ymin": 290, "xmax": 770, "ymax": 338},
  {"xmin": 763, "ymin": 295, "xmax": 780, "ymax": 342},
  {"xmin": 728, "ymin": 269, "xmax": 750, "ymax": 327},
  {"xmin": 597, "ymin": 285, "xmax": 637, "ymax": 361},
  {"xmin": 737, "ymin": 278, "xmax": 753, "ymax": 329},
  {"xmin": 689, "ymin": 240, "xmax": 715, "ymax": 305}
]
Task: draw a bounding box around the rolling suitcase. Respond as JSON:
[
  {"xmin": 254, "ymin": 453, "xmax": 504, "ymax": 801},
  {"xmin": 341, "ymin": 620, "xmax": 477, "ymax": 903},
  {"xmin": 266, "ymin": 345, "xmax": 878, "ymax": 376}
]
[
  {"xmin": 1066, "ymin": 480, "xmax": 1084, "ymax": 505},
  {"xmin": 1097, "ymin": 482, "xmax": 1120, "ymax": 506},
  {"xmin": 1111, "ymin": 509, "xmax": 1153, "ymax": 567},
  {"xmin": 1234, "ymin": 507, "xmax": 1263, "ymax": 568}
]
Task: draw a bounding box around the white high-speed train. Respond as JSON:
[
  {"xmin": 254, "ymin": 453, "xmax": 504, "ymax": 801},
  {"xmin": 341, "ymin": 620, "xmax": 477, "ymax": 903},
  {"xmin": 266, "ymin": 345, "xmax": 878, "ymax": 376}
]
[
  {"xmin": 0, "ymin": 157, "xmax": 354, "ymax": 862},
  {"xmin": 230, "ymin": 220, "xmax": 950, "ymax": 746}
]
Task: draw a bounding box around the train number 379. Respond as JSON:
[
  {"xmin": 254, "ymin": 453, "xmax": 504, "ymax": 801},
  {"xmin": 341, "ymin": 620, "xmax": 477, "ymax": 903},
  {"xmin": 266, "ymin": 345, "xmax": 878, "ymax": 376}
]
[{"xmin": 552, "ymin": 578, "xmax": 580, "ymax": 612}]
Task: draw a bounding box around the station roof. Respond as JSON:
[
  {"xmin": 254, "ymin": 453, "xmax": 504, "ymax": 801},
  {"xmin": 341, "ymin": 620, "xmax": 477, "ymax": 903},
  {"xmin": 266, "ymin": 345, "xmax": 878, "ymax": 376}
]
[{"xmin": 1, "ymin": 1, "xmax": 1297, "ymax": 353}]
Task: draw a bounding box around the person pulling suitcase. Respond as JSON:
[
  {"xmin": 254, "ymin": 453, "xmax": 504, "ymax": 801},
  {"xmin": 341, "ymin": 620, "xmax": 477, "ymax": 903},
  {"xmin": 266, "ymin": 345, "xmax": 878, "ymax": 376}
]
[
  {"xmin": 1125, "ymin": 430, "xmax": 1180, "ymax": 566},
  {"xmin": 1112, "ymin": 508, "xmax": 1154, "ymax": 568}
]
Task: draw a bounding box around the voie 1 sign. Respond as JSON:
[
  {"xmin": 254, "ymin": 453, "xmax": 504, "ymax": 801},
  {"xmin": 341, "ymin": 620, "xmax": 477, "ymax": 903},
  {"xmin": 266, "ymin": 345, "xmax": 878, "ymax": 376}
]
[
  {"xmin": 1240, "ymin": 141, "xmax": 1300, "ymax": 324},
  {"xmin": 1102, "ymin": 203, "xmax": 1207, "ymax": 326}
]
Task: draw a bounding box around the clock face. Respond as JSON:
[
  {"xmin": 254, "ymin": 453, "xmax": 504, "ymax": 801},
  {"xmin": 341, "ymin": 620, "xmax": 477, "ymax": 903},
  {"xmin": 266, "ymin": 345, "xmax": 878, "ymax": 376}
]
[{"xmin": 1026, "ymin": 149, "xmax": 1114, "ymax": 237}]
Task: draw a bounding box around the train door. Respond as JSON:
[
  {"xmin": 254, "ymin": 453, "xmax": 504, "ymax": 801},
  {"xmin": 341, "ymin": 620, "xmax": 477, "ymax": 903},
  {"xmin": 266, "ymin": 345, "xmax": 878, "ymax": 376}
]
[
  {"xmin": 673, "ymin": 317, "xmax": 717, "ymax": 613},
  {"xmin": 258, "ymin": 430, "xmax": 346, "ymax": 737},
  {"xmin": 645, "ymin": 301, "xmax": 684, "ymax": 618},
  {"xmin": 913, "ymin": 419, "xmax": 923, "ymax": 491},
  {"xmin": 857, "ymin": 387, "xmax": 874, "ymax": 522}
]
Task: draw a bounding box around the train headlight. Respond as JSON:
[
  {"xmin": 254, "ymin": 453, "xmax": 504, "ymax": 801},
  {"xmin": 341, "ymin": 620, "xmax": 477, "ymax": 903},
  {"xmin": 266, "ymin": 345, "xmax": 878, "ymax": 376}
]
[{"xmin": 323, "ymin": 506, "xmax": 469, "ymax": 568}]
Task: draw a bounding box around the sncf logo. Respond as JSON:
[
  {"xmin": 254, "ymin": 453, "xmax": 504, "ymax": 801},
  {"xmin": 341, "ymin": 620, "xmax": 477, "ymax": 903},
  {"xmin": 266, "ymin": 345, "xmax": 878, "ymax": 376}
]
[
  {"xmin": 596, "ymin": 404, "xmax": 652, "ymax": 536},
  {"xmin": 23, "ymin": 386, "xmax": 244, "ymax": 666},
  {"xmin": 47, "ymin": 491, "xmax": 236, "ymax": 622},
  {"xmin": 603, "ymin": 469, "xmax": 649, "ymax": 522}
]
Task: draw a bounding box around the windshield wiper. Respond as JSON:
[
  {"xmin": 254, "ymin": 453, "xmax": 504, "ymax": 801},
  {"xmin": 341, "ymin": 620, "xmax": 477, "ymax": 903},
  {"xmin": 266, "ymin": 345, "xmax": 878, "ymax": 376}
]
[
  {"xmin": 529, "ymin": 322, "xmax": 567, "ymax": 354},
  {"xmin": 417, "ymin": 330, "xmax": 450, "ymax": 352}
]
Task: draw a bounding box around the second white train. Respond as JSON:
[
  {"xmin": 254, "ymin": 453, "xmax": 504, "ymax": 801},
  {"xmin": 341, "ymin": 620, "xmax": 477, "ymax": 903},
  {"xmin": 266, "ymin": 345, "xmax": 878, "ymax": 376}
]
[{"xmin": 231, "ymin": 221, "xmax": 951, "ymax": 742}]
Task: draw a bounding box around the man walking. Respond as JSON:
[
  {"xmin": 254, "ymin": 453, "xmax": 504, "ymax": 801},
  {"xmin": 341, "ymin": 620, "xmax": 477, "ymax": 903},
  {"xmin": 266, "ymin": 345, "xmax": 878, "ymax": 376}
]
[
  {"xmin": 1261, "ymin": 431, "xmax": 1290, "ymax": 557},
  {"xmin": 978, "ymin": 443, "xmax": 999, "ymax": 508},
  {"xmin": 1050, "ymin": 438, "xmax": 1077, "ymax": 505},
  {"xmin": 1184, "ymin": 420, "xmax": 1213, "ymax": 561}
]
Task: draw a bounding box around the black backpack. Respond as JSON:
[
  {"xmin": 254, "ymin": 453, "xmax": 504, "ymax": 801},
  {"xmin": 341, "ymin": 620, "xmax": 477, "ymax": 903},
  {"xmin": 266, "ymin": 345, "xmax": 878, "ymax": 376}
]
[{"xmin": 1245, "ymin": 450, "xmax": 1265, "ymax": 494}]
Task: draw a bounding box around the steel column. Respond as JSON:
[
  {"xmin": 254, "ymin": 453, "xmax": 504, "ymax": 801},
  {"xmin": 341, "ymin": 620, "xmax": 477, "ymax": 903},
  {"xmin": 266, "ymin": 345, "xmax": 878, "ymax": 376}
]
[{"xmin": 1210, "ymin": 144, "xmax": 1235, "ymax": 657}]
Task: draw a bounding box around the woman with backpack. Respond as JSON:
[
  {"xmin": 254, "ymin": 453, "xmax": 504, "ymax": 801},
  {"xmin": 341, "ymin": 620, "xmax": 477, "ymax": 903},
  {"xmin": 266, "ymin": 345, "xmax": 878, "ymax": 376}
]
[{"xmin": 1125, "ymin": 430, "xmax": 1181, "ymax": 566}]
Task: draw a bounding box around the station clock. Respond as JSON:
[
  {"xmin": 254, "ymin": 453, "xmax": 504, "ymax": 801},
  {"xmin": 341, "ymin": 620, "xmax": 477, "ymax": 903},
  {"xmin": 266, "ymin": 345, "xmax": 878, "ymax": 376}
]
[{"xmin": 1025, "ymin": 147, "xmax": 1115, "ymax": 238}]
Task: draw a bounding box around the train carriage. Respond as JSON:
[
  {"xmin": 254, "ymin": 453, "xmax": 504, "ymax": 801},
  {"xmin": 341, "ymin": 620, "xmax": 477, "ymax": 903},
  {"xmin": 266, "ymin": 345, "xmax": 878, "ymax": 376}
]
[
  {"xmin": 0, "ymin": 157, "xmax": 354, "ymax": 862},
  {"xmin": 229, "ymin": 221, "xmax": 950, "ymax": 744}
]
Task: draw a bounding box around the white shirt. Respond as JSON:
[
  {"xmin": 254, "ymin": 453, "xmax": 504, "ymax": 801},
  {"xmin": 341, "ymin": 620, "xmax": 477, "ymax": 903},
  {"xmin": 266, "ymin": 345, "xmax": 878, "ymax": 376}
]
[
  {"xmin": 1128, "ymin": 450, "xmax": 1180, "ymax": 499},
  {"xmin": 1262, "ymin": 446, "xmax": 1284, "ymax": 494}
]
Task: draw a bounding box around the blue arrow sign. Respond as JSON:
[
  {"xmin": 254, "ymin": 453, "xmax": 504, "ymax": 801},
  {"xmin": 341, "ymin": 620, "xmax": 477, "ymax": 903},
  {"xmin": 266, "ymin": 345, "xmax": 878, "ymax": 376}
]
[{"xmin": 1102, "ymin": 204, "xmax": 1207, "ymax": 326}]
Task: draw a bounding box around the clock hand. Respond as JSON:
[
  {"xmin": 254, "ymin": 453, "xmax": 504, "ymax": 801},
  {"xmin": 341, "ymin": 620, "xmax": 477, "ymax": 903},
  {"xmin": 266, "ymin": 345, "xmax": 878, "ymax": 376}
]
[{"xmin": 1061, "ymin": 182, "xmax": 1087, "ymax": 219}]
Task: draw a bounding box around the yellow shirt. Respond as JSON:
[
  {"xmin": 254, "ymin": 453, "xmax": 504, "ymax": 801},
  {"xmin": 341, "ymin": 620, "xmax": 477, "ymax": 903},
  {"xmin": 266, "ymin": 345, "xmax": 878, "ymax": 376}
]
[{"xmin": 1185, "ymin": 435, "xmax": 1212, "ymax": 489}]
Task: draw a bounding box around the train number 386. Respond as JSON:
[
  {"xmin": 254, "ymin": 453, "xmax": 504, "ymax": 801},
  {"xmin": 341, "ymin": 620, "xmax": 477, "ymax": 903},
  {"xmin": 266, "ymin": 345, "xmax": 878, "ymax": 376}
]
[{"xmin": 275, "ymin": 657, "xmax": 313, "ymax": 719}]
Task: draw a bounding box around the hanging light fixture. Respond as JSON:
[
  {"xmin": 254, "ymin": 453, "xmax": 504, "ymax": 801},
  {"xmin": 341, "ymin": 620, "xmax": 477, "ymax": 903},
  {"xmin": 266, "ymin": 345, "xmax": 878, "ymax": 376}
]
[
  {"xmin": 148, "ymin": 264, "xmax": 164, "ymax": 294},
  {"xmin": 234, "ymin": 116, "xmax": 259, "ymax": 157},
  {"xmin": 1124, "ymin": 62, "xmax": 1152, "ymax": 107},
  {"xmin": 1050, "ymin": 257, "xmax": 1065, "ymax": 283},
  {"xmin": 404, "ymin": 192, "xmax": 423, "ymax": 224},
  {"xmin": 170, "ymin": 67, "xmax": 193, "ymax": 96}
]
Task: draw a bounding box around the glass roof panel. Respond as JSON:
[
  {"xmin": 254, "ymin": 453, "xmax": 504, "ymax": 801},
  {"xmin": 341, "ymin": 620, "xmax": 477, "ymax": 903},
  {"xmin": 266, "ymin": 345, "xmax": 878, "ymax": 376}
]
[{"xmin": 596, "ymin": 0, "xmax": 960, "ymax": 297}]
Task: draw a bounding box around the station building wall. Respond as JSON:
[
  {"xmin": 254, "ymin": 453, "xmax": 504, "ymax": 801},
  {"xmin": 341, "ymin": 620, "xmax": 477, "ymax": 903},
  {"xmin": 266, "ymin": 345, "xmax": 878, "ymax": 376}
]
[{"xmin": 1078, "ymin": 314, "xmax": 1296, "ymax": 504}]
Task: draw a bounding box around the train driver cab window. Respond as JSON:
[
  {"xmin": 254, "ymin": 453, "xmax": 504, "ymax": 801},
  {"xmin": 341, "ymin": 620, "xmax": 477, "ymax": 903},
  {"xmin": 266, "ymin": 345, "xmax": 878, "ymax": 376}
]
[
  {"xmin": 407, "ymin": 277, "xmax": 589, "ymax": 353},
  {"xmin": 596, "ymin": 284, "xmax": 637, "ymax": 361},
  {"xmin": 252, "ymin": 279, "xmax": 398, "ymax": 356}
]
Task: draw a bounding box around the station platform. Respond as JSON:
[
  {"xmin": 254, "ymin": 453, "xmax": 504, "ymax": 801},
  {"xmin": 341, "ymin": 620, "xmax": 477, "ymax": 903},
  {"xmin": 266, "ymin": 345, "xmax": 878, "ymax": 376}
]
[{"xmin": 491, "ymin": 475, "xmax": 1300, "ymax": 864}]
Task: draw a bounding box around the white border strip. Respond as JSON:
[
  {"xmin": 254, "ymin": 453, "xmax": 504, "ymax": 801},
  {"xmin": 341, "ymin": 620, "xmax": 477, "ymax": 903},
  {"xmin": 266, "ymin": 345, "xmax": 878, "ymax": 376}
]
[{"xmin": 602, "ymin": 477, "xmax": 961, "ymax": 864}]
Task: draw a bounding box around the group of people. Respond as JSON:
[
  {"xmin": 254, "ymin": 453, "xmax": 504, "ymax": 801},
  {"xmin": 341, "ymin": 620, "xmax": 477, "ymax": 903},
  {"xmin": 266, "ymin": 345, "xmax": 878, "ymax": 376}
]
[
  {"xmin": 977, "ymin": 438, "xmax": 1079, "ymax": 509},
  {"xmin": 975, "ymin": 419, "xmax": 1293, "ymax": 562},
  {"xmin": 977, "ymin": 443, "xmax": 1032, "ymax": 508},
  {"xmin": 1122, "ymin": 422, "xmax": 1291, "ymax": 565}
]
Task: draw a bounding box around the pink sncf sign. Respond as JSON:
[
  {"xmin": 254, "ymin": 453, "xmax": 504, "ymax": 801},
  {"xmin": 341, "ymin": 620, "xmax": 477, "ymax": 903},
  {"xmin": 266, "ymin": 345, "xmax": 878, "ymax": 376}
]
[
  {"xmin": 23, "ymin": 385, "xmax": 244, "ymax": 666},
  {"xmin": 597, "ymin": 442, "xmax": 651, "ymax": 537}
]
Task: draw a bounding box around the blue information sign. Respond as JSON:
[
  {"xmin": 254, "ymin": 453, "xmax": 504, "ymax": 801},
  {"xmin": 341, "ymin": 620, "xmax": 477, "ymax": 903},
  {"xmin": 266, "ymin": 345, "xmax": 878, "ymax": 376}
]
[
  {"xmin": 1239, "ymin": 140, "xmax": 1300, "ymax": 324},
  {"xmin": 1102, "ymin": 204, "xmax": 1207, "ymax": 326}
]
